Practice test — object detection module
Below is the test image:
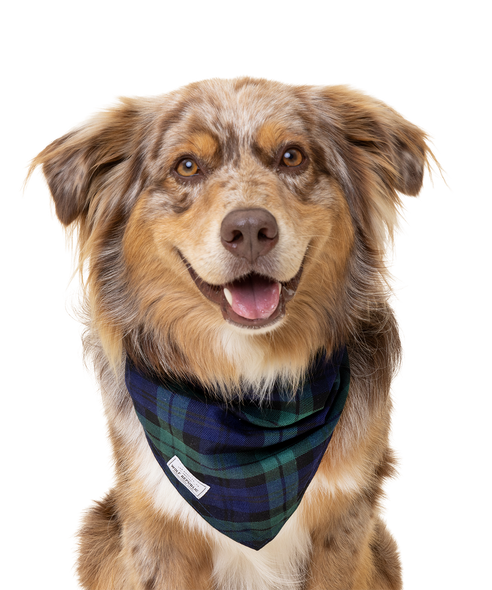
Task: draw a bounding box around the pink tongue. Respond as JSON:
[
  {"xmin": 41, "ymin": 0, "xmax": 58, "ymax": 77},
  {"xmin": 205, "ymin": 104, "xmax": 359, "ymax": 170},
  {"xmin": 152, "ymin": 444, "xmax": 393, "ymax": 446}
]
[{"xmin": 226, "ymin": 275, "xmax": 280, "ymax": 320}]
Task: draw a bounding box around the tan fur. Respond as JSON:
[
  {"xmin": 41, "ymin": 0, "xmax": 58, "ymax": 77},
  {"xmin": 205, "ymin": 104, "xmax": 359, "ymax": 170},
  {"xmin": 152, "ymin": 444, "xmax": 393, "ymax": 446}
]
[{"xmin": 30, "ymin": 78, "xmax": 435, "ymax": 589}]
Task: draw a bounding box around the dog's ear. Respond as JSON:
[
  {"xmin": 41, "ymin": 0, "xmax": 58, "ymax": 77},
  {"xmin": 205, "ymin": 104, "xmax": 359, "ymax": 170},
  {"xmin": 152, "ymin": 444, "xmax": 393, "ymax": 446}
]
[
  {"xmin": 312, "ymin": 86, "xmax": 432, "ymax": 242},
  {"xmin": 29, "ymin": 99, "xmax": 145, "ymax": 227},
  {"xmin": 317, "ymin": 84, "xmax": 428, "ymax": 196}
]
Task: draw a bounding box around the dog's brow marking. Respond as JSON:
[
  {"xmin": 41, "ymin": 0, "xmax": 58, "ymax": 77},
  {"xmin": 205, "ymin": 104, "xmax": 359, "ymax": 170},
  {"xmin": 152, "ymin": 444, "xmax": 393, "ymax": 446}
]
[
  {"xmin": 255, "ymin": 121, "xmax": 285, "ymax": 153},
  {"xmin": 188, "ymin": 132, "xmax": 219, "ymax": 159}
]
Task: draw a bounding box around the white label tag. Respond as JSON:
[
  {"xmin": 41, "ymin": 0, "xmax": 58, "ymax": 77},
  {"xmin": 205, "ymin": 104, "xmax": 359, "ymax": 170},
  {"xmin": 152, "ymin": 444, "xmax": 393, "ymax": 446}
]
[{"xmin": 167, "ymin": 456, "xmax": 210, "ymax": 499}]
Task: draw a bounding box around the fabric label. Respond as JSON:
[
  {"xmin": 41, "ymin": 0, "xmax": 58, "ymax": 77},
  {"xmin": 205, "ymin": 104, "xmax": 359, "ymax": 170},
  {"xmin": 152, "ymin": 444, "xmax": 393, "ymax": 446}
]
[{"xmin": 167, "ymin": 455, "xmax": 210, "ymax": 499}]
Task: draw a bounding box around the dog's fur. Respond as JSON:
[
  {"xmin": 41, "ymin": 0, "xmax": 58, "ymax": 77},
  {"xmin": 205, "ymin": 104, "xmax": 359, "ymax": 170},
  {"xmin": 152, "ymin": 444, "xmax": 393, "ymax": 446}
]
[{"xmin": 31, "ymin": 78, "xmax": 432, "ymax": 590}]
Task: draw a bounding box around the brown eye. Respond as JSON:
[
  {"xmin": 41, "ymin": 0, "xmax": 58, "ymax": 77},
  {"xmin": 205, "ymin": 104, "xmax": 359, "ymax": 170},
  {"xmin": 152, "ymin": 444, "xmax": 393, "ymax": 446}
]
[
  {"xmin": 176, "ymin": 158, "xmax": 199, "ymax": 177},
  {"xmin": 281, "ymin": 148, "xmax": 303, "ymax": 167}
]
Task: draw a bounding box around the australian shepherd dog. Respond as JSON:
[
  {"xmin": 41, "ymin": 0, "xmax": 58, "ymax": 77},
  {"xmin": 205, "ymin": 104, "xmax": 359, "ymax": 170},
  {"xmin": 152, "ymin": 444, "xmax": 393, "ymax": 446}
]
[{"xmin": 31, "ymin": 78, "xmax": 432, "ymax": 590}]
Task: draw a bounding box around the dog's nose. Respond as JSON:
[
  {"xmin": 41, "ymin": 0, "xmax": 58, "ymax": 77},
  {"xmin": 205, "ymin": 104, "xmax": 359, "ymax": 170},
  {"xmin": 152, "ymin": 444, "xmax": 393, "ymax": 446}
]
[{"xmin": 221, "ymin": 208, "xmax": 279, "ymax": 263}]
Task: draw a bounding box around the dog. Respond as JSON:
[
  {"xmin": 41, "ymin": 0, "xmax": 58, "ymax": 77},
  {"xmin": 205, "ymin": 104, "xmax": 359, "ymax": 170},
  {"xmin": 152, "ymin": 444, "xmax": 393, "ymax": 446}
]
[{"xmin": 31, "ymin": 78, "xmax": 432, "ymax": 590}]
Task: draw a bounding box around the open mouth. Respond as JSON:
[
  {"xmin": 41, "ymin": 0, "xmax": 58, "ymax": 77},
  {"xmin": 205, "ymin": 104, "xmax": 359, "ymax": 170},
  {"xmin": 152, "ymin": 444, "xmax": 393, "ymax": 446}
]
[{"xmin": 182, "ymin": 257, "xmax": 303, "ymax": 329}]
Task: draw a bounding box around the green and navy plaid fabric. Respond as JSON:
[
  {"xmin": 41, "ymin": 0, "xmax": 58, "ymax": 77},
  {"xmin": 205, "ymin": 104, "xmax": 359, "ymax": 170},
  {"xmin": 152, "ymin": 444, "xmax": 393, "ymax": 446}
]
[{"xmin": 125, "ymin": 347, "xmax": 350, "ymax": 550}]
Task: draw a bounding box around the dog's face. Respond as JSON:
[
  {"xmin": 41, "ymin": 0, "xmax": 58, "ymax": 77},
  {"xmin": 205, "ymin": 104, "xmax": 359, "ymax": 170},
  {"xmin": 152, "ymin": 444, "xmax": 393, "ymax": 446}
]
[
  {"xmin": 124, "ymin": 83, "xmax": 345, "ymax": 325},
  {"xmin": 32, "ymin": 78, "xmax": 429, "ymax": 391},
  {"xmin": 121, "ymin": 81, "xmax": 356, "ymax": 368}
]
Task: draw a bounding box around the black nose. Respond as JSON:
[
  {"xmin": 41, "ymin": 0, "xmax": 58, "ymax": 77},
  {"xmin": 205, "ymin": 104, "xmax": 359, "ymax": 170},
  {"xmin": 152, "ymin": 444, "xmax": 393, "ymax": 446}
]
[{"xmin": 220, "ymin": 208, "xmax": 279, "ymax": 263}]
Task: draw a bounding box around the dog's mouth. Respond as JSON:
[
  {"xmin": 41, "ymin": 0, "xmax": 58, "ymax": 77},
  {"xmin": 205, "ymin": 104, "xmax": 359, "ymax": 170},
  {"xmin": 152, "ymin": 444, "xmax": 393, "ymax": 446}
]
[{"xmin": 182, "ymin": 257, "xmax": 303, "ymax": 329}]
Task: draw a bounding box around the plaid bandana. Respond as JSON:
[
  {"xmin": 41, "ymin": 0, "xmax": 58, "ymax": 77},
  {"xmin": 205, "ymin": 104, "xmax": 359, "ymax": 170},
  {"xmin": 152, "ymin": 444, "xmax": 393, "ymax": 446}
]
[{"xmin": 125, "ymin": 347, "xmax": 350, "ymax": 550}]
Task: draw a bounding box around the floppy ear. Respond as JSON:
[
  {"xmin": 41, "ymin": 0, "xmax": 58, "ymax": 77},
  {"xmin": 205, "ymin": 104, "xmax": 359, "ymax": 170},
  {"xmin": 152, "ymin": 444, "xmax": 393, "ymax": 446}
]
[
  {"xmin": 29, "ymin": 99, "xmax": 146, "ymax": 227},
  {"xmin": 312, "ymin": 86, "xmax": 432, "ymax": 243},
  {"xmin": 320, "ymin": 85, "xmax": 429, "ymax": 194}
]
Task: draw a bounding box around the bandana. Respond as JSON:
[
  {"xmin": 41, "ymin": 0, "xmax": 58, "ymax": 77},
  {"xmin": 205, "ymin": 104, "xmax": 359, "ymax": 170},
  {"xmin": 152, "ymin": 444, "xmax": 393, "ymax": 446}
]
[{"xmin": 125, "ymin": 347, "xmax": 350, "ymax": 550}]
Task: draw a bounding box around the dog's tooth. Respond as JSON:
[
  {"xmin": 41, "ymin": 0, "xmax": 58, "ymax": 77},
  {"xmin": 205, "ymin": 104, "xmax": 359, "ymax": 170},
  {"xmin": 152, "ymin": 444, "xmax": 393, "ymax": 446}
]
[
  {"xmin": 278, "ymin": 283, "xmax": 282, "ymax": 294},
  {"xmin": 224, "ymin": 288, "xmax": 233, "ymax": 306}
]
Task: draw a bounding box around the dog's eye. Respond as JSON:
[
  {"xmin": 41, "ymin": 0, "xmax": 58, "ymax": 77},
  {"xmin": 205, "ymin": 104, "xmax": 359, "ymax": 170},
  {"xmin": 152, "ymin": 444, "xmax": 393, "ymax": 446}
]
[
  {"xmin": 175, "ymin": 158, "xmax": 200, "ymax": 177},
  {"xmin": 281, "ymin": 148, "xmax": 304, "ymax": 168}
]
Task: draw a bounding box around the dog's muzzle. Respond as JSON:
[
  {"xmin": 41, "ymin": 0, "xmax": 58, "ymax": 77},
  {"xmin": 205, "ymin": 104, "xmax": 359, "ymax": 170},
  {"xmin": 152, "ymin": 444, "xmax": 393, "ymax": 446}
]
[{"xmin": 181, "ymin": 208, "xmax": 303, "ymax": 329}]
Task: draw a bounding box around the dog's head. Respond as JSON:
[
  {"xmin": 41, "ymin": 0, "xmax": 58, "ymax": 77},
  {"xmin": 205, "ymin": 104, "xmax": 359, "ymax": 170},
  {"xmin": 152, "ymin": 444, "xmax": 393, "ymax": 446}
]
[{"xmin": 31, "ymin": 78, "xmax": 431, "ymax": 391}]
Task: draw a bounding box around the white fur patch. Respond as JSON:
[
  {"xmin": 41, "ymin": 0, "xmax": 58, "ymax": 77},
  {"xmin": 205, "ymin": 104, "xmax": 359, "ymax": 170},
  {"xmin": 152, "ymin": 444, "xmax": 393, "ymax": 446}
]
[
  {"xmin": 211, "ymin": 511, "xmax": 311, "ymax": 590},
  {"xmin": 218, "ymin": 324, "xmax": 304, "ymax": 399}
]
